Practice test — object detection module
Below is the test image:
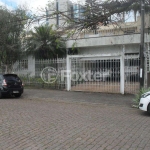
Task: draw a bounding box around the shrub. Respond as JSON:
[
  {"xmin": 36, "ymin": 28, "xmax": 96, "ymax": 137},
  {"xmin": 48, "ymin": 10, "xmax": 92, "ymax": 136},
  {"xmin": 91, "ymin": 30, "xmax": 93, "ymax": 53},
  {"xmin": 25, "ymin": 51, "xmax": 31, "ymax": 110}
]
[{"xmin": 133, "ymin": 87, "xmax": 150, "ymax": 104}]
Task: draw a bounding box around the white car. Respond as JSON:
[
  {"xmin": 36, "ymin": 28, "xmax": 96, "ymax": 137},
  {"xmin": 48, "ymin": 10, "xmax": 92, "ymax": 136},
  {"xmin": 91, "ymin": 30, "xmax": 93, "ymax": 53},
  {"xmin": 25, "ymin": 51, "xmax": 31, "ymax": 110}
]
[{"xmin": 139, "ymin": 92, "xmax": 150, "ymax": 114}]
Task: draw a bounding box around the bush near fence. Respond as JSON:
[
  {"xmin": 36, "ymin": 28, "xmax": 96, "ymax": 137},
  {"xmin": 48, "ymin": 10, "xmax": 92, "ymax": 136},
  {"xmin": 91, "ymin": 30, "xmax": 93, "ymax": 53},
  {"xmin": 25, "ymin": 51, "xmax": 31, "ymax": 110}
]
[{"xmin": 19, "ymin": 75, "xmax": 66, "ymax": 90}]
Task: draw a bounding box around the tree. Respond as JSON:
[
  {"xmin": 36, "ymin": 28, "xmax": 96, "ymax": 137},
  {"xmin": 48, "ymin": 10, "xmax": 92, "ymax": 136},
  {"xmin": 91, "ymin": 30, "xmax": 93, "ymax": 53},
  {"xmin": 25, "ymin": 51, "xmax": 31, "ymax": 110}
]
[
  {"xmin": 46, "ymin": 0, "xmax": 150, "ymax": 31},
  {"xmin": 25, "ymin": 25, "xmax": 66, "ymax": 59},
  {"xmin": 0, "ymin": 6, "xmax": 28, "ymax": 73}
]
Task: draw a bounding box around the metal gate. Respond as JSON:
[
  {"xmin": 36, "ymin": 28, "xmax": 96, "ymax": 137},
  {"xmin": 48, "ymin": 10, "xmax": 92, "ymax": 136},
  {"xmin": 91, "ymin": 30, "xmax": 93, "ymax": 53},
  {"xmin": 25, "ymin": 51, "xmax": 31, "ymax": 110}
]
[
  {"xmin": 67, "ymin": 54, "xmax": 140, "ymax": 94},
  {"xmin": 124, "ymin": 55, "xmax": 140, "ymax": 94},
  {"xmin": 69, "ymin": 56, "xmax": 121, "ymax": 94}
]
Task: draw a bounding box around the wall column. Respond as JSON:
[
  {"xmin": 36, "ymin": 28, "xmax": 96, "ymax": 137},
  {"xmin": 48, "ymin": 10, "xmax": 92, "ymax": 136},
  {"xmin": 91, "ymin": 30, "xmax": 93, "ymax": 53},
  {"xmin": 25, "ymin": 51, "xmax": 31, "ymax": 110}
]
[
  {"xmin": 66, "ymin": 55, "xmax": 71, "ymax": 91},
  {"xmin": 120, "ymin": 45, "xmax": 125, "ymax": 94},
  {"xmin": 28, "ymin": 56, "xmax": 35, "ymax": 76}
]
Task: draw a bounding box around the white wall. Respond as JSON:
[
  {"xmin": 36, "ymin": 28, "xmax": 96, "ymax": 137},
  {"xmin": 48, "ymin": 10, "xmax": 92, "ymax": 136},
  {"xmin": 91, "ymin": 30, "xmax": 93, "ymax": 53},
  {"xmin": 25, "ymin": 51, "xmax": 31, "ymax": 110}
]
[
  {"xmin": 78, "ymin": 45, "xmax": 140, "ymax": 55},
  {"xmin": 13, "ymin": 56, "xmax": 35, "ymax": 77},
  {"xmin": 66, "ymin": 34, "xmax": 144, "ymax": 48},
  {"xmin": 66, "ymin": 33, "xmax": 150, "ymax": 55},
  {"xmin": 28, "ymin": 56, "xmax": 35, "ymax": 76}
]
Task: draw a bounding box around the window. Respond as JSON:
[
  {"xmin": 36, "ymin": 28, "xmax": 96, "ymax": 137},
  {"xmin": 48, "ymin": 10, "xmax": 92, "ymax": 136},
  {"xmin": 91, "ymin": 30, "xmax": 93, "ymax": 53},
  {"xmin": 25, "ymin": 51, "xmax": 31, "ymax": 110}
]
[{"xmin": 4, "ymin": 75, "xmax": 21, "ymax": 82}]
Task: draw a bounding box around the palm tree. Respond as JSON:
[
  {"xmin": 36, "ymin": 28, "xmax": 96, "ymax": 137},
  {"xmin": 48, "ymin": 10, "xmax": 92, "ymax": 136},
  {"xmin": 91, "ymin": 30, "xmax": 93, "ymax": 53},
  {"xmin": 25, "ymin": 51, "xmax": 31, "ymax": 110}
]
[{"xmin": 26, "ymin": 25, "xmax": 66, "ymax": 59}]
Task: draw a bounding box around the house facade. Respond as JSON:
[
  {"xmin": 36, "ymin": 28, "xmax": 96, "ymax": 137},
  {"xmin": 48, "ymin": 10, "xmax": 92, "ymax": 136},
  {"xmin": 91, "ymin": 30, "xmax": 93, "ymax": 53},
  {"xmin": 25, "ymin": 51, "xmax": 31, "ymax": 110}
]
[
  {"xmin": 66, "ymin": 15, "xmax": 150, "ymax": 56},
  {"xmin": 65, "ymin": 15, "xmax": 150, "ymax": 94},
  {"xmin": 13, "ymin": 2, "xmax": 150, "ymax": 94}
]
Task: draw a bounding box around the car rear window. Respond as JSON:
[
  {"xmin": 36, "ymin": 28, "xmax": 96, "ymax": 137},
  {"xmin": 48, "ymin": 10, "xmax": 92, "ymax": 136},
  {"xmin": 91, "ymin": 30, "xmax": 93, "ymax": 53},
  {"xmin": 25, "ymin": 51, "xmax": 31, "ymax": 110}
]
[{"xmin": 4, "ymin": 75, "xmax": 21, "ymax": 82}]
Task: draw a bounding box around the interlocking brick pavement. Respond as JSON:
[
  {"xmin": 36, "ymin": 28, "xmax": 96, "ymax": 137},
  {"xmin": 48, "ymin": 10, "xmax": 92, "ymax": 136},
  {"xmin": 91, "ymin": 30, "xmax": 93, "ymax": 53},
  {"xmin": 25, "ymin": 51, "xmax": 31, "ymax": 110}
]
[
  {"xmin": 0, "ymin": 89, "xmax": 150, "ymax": 150},
  {"xmin": 22, "ymin": 89, "xmax": 134, "ymax": 106}
]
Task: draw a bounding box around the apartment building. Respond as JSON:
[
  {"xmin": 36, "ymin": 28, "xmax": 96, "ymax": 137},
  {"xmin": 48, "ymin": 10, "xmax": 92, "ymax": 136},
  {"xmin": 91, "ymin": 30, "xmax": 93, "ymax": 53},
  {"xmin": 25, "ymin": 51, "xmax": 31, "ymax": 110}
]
[{"xmin": 48, "ymin": 0, "xmax": 84, "ymax": 28}]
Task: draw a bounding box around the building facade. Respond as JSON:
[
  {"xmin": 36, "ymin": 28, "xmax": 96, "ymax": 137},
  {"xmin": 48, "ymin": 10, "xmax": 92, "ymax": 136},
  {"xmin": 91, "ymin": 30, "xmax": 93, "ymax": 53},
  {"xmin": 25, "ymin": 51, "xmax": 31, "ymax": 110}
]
[
  {"xmin": 66, "ymin": 15, "xmax": 150, "ymax": 56},
  {"xmin": 48, "ymin": 0, "xmax": 84, "ymax": 28},
  {"xmin": 65, "ymin": 15, "xmax": 150, "ymax": 94}
]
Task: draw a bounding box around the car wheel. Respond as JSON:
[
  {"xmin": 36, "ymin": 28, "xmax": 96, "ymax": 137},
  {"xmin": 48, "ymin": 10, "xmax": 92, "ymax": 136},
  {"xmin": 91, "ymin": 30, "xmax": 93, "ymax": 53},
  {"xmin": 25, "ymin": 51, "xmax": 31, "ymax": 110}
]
[
  {"xmin": 147, "ymin": 103, "xmax": 150, "ymax": 114},
  {"xmin": 14, "ymin": 93, "xmax": 22, "ymax": 98}
]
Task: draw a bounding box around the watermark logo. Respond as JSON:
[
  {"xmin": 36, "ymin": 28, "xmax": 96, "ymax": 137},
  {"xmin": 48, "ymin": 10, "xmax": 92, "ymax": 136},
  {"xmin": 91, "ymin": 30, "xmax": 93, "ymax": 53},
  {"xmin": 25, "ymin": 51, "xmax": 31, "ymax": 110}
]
[
  {"xmin": 41, "ymin": 67, "xmax": 58, "ymax": 83},
  {"xmin": 41, "ymin": 67, "xmax": 111, "ymax": 83},
  {"xmin": 60, "ymin": 70, "xmax": 108, "ymax": 82}
]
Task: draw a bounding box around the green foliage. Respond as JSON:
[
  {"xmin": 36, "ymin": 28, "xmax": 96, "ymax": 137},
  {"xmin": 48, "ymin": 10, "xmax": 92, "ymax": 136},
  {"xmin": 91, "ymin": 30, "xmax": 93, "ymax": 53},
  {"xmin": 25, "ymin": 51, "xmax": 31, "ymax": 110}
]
[
  {"xmin": 72, "ymin": 42, "xmax": 77, "ymax": 50},
  {"xmin": 66, "ymin": 30, "xmax": 76, "ymax": 39},
  {"xmin": 0, "ymin": 6, "xmax": 28, "ymax": 73},
  {"xmin": 25, "ymin": 25, "xmax": 66, "ymax": 59},
  {"xmin": 19, "ymin": 75, "xmax": 60, "ymax": 89},
  {"xmin": 133, "ymin": 87, "xmax": 150, "ymax": 104},
  {"xmin": 20, "ymin": 76, "xmax": 44, "ymax": 84}
]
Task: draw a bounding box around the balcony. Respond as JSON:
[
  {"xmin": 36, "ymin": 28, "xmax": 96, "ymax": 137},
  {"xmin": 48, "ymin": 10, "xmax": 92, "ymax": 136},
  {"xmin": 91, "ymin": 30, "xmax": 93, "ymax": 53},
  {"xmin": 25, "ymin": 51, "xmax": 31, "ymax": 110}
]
[{"xmin": 67, "ymin": 33, "xmax": 150, "ymax": 48}]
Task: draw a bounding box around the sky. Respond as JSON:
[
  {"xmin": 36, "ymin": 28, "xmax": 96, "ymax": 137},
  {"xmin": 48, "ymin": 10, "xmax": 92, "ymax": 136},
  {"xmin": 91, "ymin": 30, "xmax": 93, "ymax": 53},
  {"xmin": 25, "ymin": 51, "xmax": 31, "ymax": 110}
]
[
  {"xmin": 0, "ymin": 0, "xmax": 52, "ymax": 10},
  {"xmin": 0, "ymin": 0, "xmax": 85, "ymax": 29},
  {"xmin": 0, "ymin": 0, "xmax": 84, "ymax": 10},
  {"xmin": 0, "ymin": 0, "xmax": 135, "ymax": 24}
]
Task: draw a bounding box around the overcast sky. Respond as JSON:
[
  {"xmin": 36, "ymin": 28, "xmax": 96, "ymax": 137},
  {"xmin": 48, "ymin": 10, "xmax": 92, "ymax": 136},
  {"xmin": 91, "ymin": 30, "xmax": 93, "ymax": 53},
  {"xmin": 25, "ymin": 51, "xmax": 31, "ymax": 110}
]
[
  {"xmin": 0, "ymin": 0, "xmax": 52, "ymax": 10},
  {"xmin": 0, "ymin": 0, "xmax": 84, "ymax": 10},
  {"xmin": 0, "ymin": 0, "xmax": 85, "ymax": 29},
  {"xmin": 0, "ymin": 0, "xmax": 134, "ymax": 24}
]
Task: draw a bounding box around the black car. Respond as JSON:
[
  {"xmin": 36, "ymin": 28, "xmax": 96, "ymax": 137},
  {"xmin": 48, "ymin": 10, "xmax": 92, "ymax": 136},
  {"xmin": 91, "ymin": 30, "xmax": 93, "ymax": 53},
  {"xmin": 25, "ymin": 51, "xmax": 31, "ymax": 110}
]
[{"xmin": 0, "ymin": 74, "xmax": 24, "ymax": 98}]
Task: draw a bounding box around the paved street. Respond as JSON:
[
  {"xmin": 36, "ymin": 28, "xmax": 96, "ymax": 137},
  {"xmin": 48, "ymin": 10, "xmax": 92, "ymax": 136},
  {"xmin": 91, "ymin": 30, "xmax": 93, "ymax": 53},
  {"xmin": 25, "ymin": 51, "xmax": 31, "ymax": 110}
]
[
  {"xmin": 0, "ymin": 89, "xmax": 150, "ymax": 150},
  {"xmin": 23, "ymin": 89, "xmax": 134, "ymax": 107}
]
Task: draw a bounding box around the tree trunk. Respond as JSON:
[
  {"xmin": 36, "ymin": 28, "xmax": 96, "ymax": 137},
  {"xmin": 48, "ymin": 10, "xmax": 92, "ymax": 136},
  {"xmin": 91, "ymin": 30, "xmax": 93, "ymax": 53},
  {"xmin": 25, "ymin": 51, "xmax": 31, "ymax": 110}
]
[{"xmin": 5, "ymin": 64, "xmax": 12, "ymax": 74}]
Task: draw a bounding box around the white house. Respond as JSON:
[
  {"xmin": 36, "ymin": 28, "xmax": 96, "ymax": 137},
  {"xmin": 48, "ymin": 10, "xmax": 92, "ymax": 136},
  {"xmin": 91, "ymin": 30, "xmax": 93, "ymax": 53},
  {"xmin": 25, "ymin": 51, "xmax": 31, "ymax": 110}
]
[
  {"xmin": 14, "ymin": 2, "xmax": 150, "ymax": 94},
  {"xmin": 65, "ymin": 15, "xmax": 150, "ymax": 94}
]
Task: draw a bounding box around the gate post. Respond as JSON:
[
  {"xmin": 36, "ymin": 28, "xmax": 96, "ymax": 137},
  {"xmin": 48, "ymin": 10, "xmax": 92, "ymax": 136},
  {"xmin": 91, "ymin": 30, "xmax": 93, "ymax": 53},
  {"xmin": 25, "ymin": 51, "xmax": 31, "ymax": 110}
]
[
  {"xmin": 28, "ymin": 56, "xmax": 35, "ymax": 76},
  {"xmin": 120, "ymin": 49, "xmax": 125, "ymax": 94},
  {"xmin": 66, "ymin": 55, "xmax": 71, "ymax": 91}
]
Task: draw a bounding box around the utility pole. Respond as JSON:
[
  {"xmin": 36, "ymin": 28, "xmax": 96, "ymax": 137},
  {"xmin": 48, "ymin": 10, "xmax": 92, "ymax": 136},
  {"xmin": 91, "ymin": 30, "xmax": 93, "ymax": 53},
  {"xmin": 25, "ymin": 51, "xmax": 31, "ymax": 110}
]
[{"xmin": 140, "ymin": 0, "xmax": 145, "ymax": 89}]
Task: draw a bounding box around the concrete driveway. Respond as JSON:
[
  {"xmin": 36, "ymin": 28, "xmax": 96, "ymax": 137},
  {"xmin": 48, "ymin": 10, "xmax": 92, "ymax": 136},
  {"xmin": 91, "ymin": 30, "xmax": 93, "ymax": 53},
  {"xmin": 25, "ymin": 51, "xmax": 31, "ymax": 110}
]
[{"xmin": 0, "ymin": 89, "xmax": 149, "ymax": 150}]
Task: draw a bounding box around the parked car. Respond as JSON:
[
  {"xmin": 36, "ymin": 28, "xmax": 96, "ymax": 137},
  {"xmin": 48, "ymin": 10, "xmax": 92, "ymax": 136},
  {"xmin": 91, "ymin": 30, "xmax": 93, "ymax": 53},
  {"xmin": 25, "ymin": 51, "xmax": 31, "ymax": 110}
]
[
  {"xmin": 0, "ymin": 74, "xmax": 24, "ymax": 98},
  {"xmin": 139, "ymin": 91, "xmax": 150, "ymax": 114}
]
